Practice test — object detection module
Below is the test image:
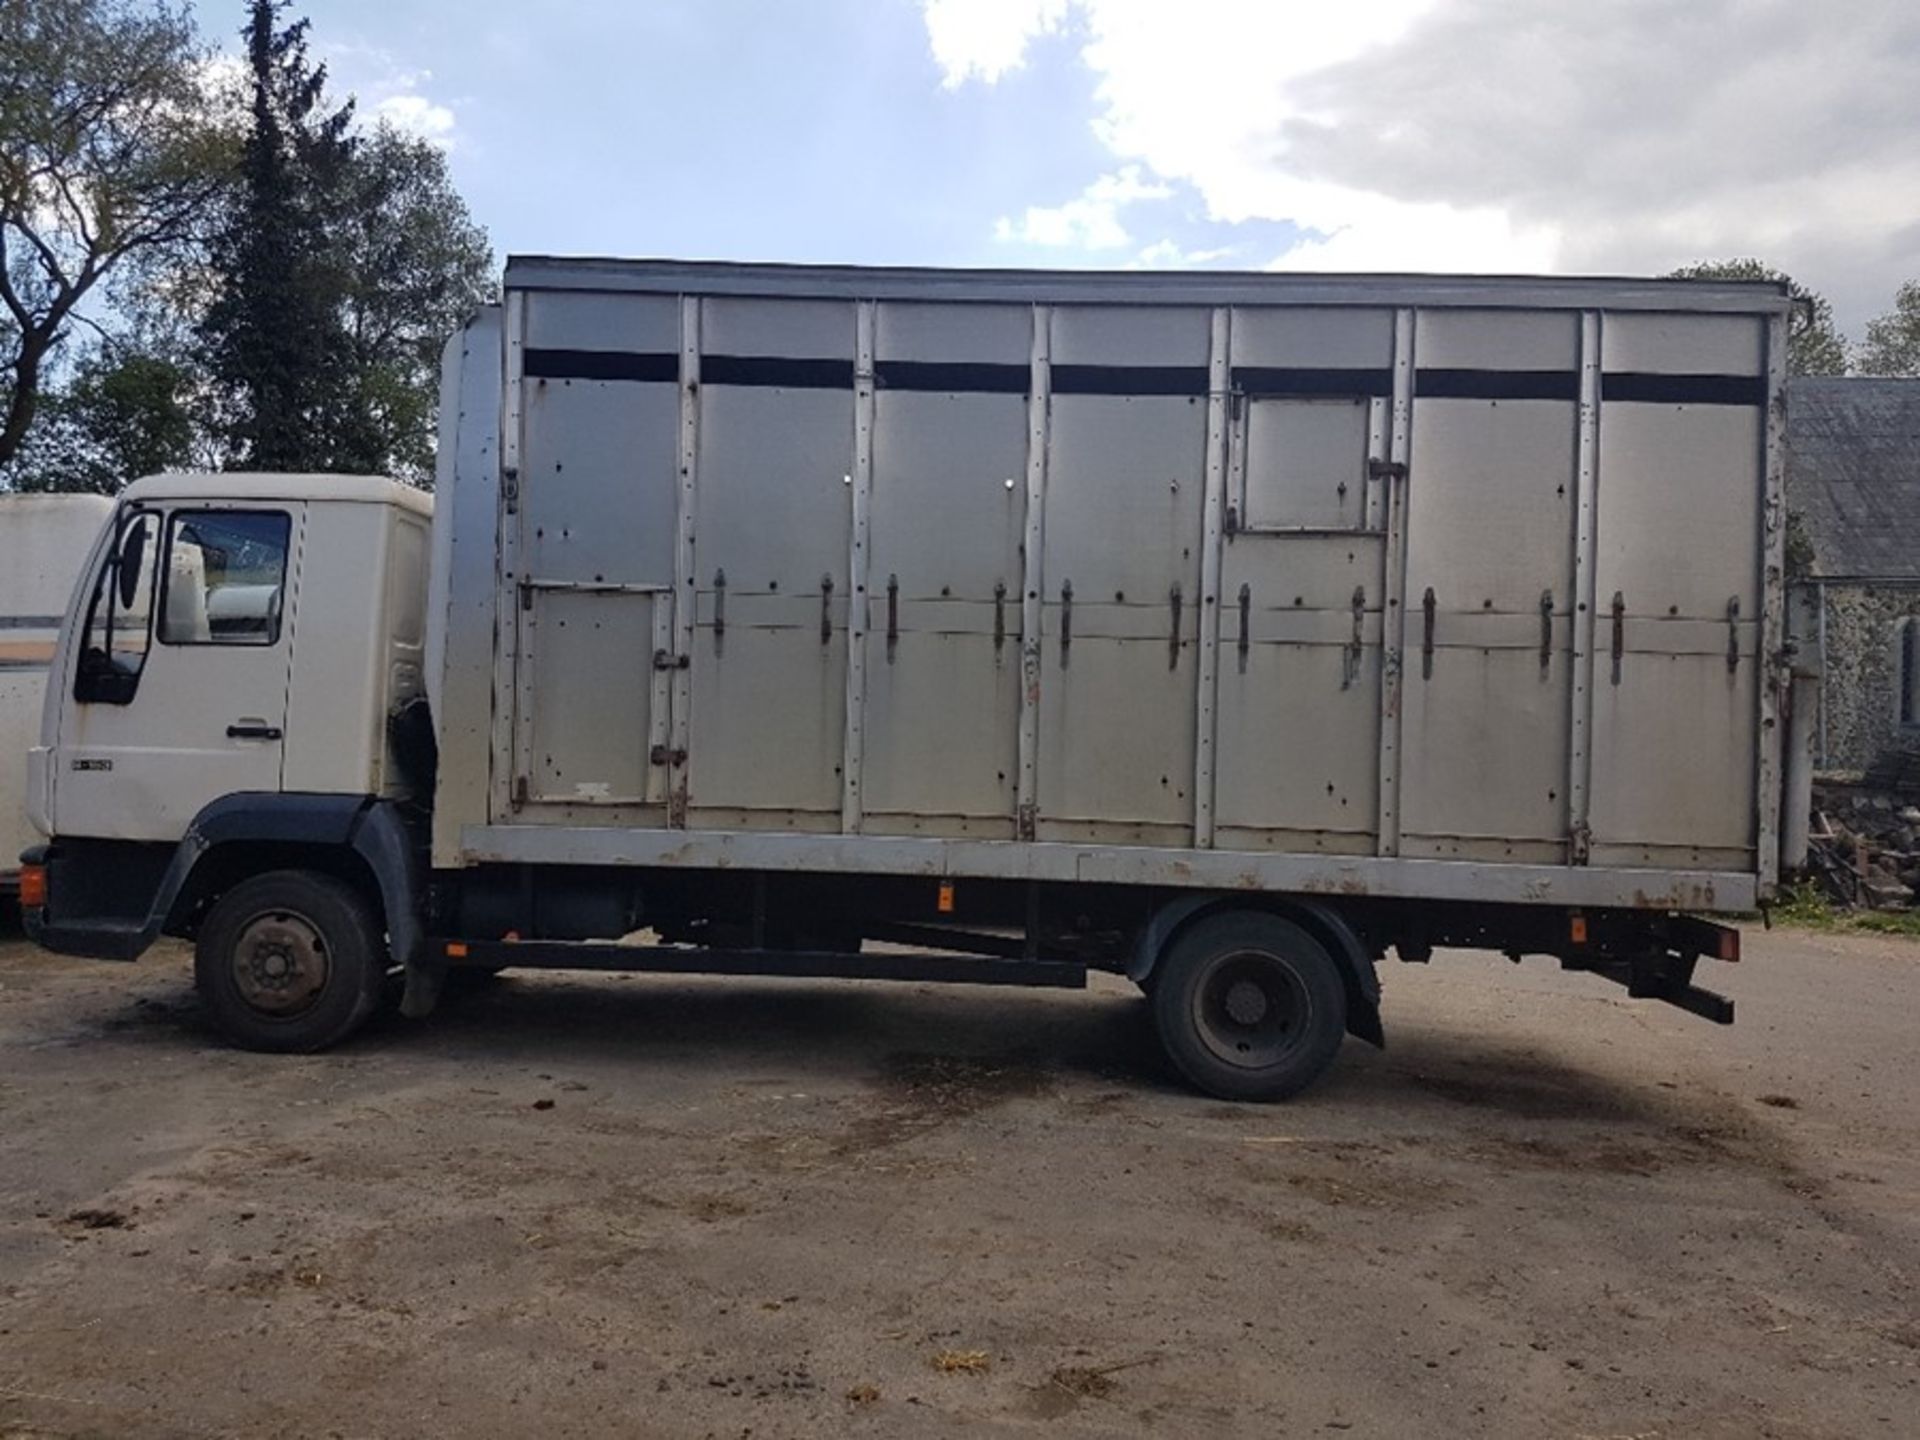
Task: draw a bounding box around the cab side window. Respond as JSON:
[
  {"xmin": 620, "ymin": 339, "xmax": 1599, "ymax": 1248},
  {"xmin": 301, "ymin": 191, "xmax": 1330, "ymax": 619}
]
[
  {"xmin": 75, "ymin": 510, "xmax": 160, "ymax": 704},
  {"xmin": 159, "ymin": 510, "xmax": 291, "ymax": 646}
]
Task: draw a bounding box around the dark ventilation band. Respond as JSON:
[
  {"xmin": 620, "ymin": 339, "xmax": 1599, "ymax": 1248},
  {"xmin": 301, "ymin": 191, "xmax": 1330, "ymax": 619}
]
[
  {"xmin": 1602, "ymin": 372, "xmax": 1767, "ymax": 406},
  {"xmin": 1051, "ymin": 364, "xmax": 1209, "ymax": 397},
  {"xmin": 701, "ymin": 355, "xmax": 856, "ymax": 389},
  {"xmin": 523, "ymin": 348, "xmax": 678, "ymax": 383},
  {"xmin": 876, "ymin": 359, "xmax": 1030, "ymax": 394},
  {"xmin": 1416, "ymin": 368, "xmax": 1579, "ymax": 402},
  {"xmin": 1233, "ymin": 366, "xmax": 1393, "ymax": 398}
]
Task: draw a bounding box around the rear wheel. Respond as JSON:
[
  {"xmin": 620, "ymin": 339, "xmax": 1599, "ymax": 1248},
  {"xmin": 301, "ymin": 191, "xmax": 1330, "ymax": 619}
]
[
  {"xmin": 193, "ymin": 870, "xmax": 385, "ymax": 1053},
  {"xmin": 1151, "ymin": 911, "xmax": 1347, "ymax": 1101}
]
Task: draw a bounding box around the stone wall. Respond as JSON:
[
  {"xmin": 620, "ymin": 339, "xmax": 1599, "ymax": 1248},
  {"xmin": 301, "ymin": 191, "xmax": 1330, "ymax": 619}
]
[{"xmin": 1815, "ymin": 582, "xmax": 1920, "ymax": 774}]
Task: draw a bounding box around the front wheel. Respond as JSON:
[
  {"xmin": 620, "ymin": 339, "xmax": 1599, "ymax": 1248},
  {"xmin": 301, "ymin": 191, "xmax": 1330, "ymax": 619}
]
[
  {"xmin": 194, "ymin": 870, "xmax": 386, "ymax": 1053},
  {"xmin": 1151, "ymin": 911, "xmax": 1348, "ymax": 1101}
]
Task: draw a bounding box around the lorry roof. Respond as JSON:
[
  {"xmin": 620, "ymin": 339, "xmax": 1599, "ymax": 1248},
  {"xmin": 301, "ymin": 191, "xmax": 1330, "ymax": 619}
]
[
  {"xmin": 121, "ymin": 472, "xmax": 433, "ymax": 516},
  {"xmin": 504, "ymin": 255, "xmax": 1792, "ymax": 316}
]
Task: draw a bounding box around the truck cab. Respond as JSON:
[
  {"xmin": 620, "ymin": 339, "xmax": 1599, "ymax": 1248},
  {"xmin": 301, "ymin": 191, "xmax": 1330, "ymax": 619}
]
[{"xmin": 24, "ymin": 474, "xmax": 432, "ymax": 1009}]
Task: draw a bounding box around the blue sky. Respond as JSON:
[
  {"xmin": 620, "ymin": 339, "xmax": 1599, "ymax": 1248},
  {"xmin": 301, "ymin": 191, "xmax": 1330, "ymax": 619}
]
[
  {"xmin": 303, "ymin": 0, "xmax": 1299, "ymax": 273},
  {"xmin": 285, "ymin": 0, "xmax": 1919, "ymax": 333}
]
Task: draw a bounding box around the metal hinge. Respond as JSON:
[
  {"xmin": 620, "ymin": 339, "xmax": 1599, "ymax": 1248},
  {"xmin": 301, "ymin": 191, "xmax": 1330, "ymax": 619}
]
[
  {"xmin": 1421, "ymin": 588, "xmax": 1436, "ymax": 680},
  {"xmin": 1368, "ymin": 458, "xmax": 1409, "ymax": 482},
  {"xmin": 512, "ymin": 775, "xmax": 529, "ymax": 806},
  {"xmin": 1610, "ymin": 591, "xmax": 1626, "ymax": 685},
  {"xmin": 649, "ymin": 744, "xmax": 688, "ymax": 767},
  {"xmin": 1344, "ymin": 586, "xmax": 1366, "ymax": 689},
  {"xmin": 502, "ymin": 465, "xmax": 520, "ymax": 515}
]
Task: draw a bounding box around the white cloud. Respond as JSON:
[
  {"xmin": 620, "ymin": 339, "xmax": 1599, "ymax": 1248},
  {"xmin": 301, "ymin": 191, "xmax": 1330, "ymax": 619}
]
[
  {"xmin": 322, "ymin": 42, "xmax": 465, "ymax": 149},
  {"xmin": 1131, "ymin": 240, "xmax": 1240, "ymax": 268},
  {"xmin": 927, "ymin": 0, "xmax": 1920, "ymax": 328},
  {"xmin": 923, "ymin": 0, "xmax": 1071, "ymax": 87},
  {"xmin": 373, "ymin": 89, "xmax": 458, "ymax": 146},
  {"xmin": 994, "ymin": 166, "xmax": 1171, "ymax": 249}
]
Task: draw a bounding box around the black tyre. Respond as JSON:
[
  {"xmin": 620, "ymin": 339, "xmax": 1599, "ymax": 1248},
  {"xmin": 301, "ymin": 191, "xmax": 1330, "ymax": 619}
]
[
  {"xmin": 1151, "ymin": 911, "xmax": 1348, "ymax": 1102},
  {"xmin": 193, "ymin": 870, "xmax": 386, "ymax": 1053}
]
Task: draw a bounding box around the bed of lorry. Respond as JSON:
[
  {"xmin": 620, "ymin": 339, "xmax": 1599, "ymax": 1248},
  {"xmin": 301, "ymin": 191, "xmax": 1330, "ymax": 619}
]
[{"xmin": 19, "ymin": 259, "xmax": 1791, "ymax": 1099}]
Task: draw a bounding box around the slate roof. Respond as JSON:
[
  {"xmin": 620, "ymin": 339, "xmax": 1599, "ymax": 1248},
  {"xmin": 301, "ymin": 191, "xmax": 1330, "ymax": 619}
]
[{"xmin": 1788, "ymin": 377, "xmax": 1920, "ymax": 581}]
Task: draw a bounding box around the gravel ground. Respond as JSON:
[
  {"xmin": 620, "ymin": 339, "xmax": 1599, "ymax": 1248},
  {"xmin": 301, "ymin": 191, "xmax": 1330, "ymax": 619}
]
[{"xmin": 1, "ymin": 923, "xmax": 1917, "ymax": 1439}]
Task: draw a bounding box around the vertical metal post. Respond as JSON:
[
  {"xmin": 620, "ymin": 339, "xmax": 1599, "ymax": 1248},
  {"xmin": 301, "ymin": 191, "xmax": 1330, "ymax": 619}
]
[
  {"xmin": 669, "ymin": 295, "xmax": 701, "ymax": 827},
  {"xmin": 489, "ymin": 289, "xmax": 528, "ymax": 823},
  {"xmin": 1364, "ymin": 396, "xmax": 1389, "ymax": 532},
  {"xmin": 1374, "ymin": 307, "xmax": 1415, "ymax": 857},
  {"xmin": 1193, "ymin": 305, "xmax": 1231, "ymax": 848},
  {"xmin": 1783, "ymin": 585, "xmax": 1821, "ymax": 872},
  {"xmin": 841, "ymin": 299, "xmax": 877, "ymax": 833},
  {"xmin": 1016, "ymin": 305, "xmax": 1051, "ymax": 841},
  {"xmin": 1566, "ymin": 309, "xmax": 1602, "ymax": 865},
  {"xmin": 1755, "ymin": 307, "xmax": 1789, "ymax": 893},
  {"xmin": 1817, "ymin": 581, "xmax": 1829, "ymax": 767}
]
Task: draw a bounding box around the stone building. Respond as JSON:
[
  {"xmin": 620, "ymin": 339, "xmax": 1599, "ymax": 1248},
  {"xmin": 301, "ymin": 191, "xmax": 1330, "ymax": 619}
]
[{"xmin": 1788, "ymin": 377, "xmax": 1920, "ymax": 775}]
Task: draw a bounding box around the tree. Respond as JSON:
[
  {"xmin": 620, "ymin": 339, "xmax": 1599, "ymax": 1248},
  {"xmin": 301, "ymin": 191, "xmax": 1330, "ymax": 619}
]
[
  {"xmin": 333, "ymin": 124, "xmax": 492, "ymax": 483},
  {"xmin": 1669, "ymin": 259, "xmax": 1849, "ymax": 377},
  {"xmin": 0, "ymin": 0, "xmax": 230, "ymax": 470},
  {"xmin": 198, "ymin": 0, "xmax": 357, "ymax": 472},
  {"xmin": 1, "ymin": 344, "xmax": 195, "ymax": 492},
  {"xmin": 1857, "ymin": 281, "xmax": 1920, "ymax": 378}
]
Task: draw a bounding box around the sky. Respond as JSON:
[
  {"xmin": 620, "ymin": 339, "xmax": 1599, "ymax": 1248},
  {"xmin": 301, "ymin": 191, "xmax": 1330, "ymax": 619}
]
[{"xmin": 280, "ymin": 0, "xmax": 1920, "ymax": 334}]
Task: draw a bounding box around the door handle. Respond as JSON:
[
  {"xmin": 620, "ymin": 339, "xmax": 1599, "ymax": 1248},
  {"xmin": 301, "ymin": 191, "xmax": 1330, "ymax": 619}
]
[{"xmin": 227, "ymin": 723, "xmax": 283, "ymax": 741}]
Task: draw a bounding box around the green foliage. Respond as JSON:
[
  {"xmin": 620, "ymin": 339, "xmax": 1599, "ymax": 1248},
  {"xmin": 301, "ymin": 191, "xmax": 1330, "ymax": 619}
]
[
  {"xmin": 198, "ymin": 5, "xmax": 491, "ymax": 483},
  {"xmin": 1769, "ymin": 877, "xmax": 1838, "ymax": 928},
  {"xmin": 1769, "ymin": 877, "xmax": 1920, "ymax": 938},
  {"xmin": 1, "ymin": 346, "xmax": 195, "ymax": 492},
  {"xmin": 1857, "ymin": 280, "xmax": 1920, "ymax": 378},
  {"xmin": 0, "ymin": 0, "xmax": 232, "ymax": 469},
  {"xmin": 333, "ymin": 124, "xmax": 493, "ymax": 483},
  {"xmin": 197, "ymin": 0, "xmax": 357, "ymax": 473},
  {"xmin": 1668, "ymin": 259, "xmax": 1850, "ymax": 377}
]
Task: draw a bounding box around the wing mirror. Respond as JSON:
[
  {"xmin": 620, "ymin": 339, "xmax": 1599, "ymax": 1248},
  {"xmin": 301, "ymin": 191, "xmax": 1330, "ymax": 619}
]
[{"xmin": 116, "ymin": 522, "xmax": 148, "ymax": 608}]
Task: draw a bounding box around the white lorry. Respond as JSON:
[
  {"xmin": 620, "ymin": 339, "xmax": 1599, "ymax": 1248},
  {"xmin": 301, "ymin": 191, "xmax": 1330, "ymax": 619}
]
[
  {"xmin": 21, "ymin": 259, "xmax": 1788, "ymax": 1099},
  {"xmin": 1, "ymin": 492, "xmax": 113, "ymax": 899}
]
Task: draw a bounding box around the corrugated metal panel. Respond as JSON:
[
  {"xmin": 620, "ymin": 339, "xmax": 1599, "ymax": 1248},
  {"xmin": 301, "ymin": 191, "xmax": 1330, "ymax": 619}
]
[{"xmin": 471, "ymin": 263, "xmax": 1785, "ymax": 908}]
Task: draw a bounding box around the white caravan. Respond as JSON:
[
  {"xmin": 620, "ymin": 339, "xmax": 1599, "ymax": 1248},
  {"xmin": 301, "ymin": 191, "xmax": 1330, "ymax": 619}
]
[{"xmin": 1, "ymin": 493, "xmax": 112, "ymax": 896}]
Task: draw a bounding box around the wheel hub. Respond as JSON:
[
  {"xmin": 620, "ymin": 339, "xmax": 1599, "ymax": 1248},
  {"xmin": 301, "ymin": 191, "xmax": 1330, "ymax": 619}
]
[
  {"xmin": 231, "ymin": 911, "xmax": 330, "ymax": 1017},
  {"xmin": 1224, "ymin": 979, "xmax": 1270, "ymax": 1026},
  {"xmin": 1192, "ymin": 950, "xmax": 1309, "ymax": 1071}
]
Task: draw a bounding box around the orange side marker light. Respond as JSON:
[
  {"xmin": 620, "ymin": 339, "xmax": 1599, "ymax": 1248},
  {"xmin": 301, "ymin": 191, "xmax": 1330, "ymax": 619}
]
[{"xmin": 18, "ymin": 863, "xmax": 47, "ymax": 910}]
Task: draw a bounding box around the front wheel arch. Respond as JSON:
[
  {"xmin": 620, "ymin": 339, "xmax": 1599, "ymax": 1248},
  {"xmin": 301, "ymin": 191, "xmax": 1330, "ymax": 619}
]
[{"xmin": 193, "ymin": 868, "xmax": 387, "ymax": 1052}]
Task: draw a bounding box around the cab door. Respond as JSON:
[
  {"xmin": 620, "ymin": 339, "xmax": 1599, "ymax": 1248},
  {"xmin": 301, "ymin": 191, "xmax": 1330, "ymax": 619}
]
[{"xmin": 53, "ymin": 503, "xmax": 301, "ymax": 842}]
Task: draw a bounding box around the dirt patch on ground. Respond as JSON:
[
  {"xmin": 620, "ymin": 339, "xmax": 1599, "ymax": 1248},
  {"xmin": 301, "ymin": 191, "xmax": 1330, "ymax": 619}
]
[{"xmin": 3, "ymin": 937, "xmax": 1919, "ymax": 1439}]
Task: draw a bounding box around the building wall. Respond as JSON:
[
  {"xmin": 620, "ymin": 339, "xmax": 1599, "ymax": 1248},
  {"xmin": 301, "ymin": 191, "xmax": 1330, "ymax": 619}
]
[{"xmin": 1816, "ymin": 582, "xmax": 1920, "ymax": 773}]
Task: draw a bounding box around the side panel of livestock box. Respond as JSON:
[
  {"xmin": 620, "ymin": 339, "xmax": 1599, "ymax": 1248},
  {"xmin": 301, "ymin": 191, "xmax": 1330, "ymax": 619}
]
[{"xmin": 467, "ymin": 262, "xmax": 1785, "ymax": 911}]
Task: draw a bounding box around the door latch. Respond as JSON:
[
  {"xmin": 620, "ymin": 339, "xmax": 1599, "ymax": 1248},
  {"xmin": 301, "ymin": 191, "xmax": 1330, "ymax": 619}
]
[
  {"xmin": 649, "ymin": 744, "xmax": 688, "ymax": 767},
  {"xmin": 652, "ymin": 649, "xmax": 690, "ymax": 671}
]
